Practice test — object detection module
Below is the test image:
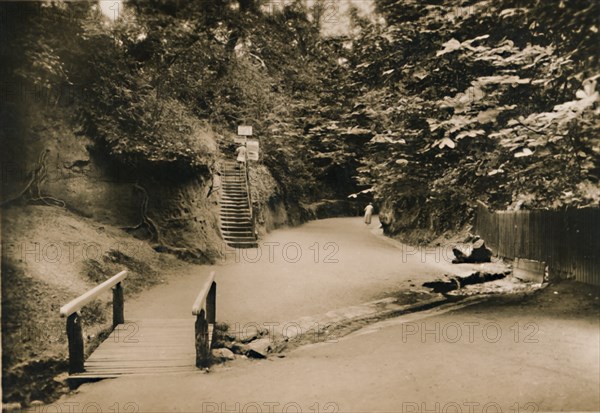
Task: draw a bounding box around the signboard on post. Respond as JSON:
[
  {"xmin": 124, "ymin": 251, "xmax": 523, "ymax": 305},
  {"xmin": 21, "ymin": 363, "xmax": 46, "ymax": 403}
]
[
  {"xmin": 247, "ymin": 139, "xmax": 259, "ymax": 161},
  {"xmin": 237, "ymin": 125, "xmax": 253, "ymax": 136}
]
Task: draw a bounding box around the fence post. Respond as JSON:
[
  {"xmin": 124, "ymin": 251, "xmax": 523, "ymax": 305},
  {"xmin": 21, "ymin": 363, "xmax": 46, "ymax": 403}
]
[
  {"xmin": 195, "ymin": 309, "xmax": 210, "ymax": 367},
  {"xmin": 66, "ymin": 312, "xmax": 84, "ymax": 374},
  {"xmin": 207, "ymin": 282, "xmax": 216, "ymax": 324},
  {"xmin": 112, "ymin": 282, "xmax": 124, "ymax": 328}
]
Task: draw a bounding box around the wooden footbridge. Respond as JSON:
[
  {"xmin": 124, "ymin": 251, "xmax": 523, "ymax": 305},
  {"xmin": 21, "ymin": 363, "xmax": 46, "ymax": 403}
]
[{"xmin": 59, "ymin": 270, "xmax": 216, "ymax": 383}]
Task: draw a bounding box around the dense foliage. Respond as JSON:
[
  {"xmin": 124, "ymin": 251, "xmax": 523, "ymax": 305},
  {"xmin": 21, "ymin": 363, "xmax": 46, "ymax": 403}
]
[
  {"xmin": 2, "ymin": 0, "xmax": 353, "ymax": 207},
  {"xmin": 342, "ymin": 0, "xmax": 599, "ymax": 235},
  {"xmin": 2, "ymin": 0, "xmax": 598, "ymax": 236}
]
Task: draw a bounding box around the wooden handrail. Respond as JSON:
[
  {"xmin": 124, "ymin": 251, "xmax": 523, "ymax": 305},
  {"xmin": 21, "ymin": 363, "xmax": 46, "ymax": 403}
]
[
  {"xmin": 60, "ymin": 270, "xmax": 128, "ymax": 317},
  {"xmin": 193, "ymin": 271, "xmax": 217, "ymax": 368},
  {"xmin": 192, "ymin": 271, "xmax": 216, "ymax": 316},
  {"xmin": 244, "ymin": 160, "xmax": 257, "ymax": 238},
  {"xmin": 245, "ymin": 160, "xmax": 253, "ymax": 219},
  {"xmin": 60, "ymin": 270, "xmax": 127, "ymax": 375}
]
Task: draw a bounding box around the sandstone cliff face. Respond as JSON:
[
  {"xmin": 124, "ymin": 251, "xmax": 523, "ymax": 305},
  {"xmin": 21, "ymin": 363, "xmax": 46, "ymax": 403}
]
[
  {"xmin": 248, "ymin": 163, "xmax": 289, "ymax": 234},
  {"xmin": 377, "ymin": 195, "xmax": 473, "ymax": 245},
  {"xmin": 2, "ymin": 104, "xmax": 232, "ymax": 262}
]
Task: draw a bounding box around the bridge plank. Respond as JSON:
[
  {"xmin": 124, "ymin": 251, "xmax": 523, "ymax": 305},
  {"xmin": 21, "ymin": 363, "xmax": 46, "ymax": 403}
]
[{"xmin": 69, "ymin": 318, "xmax": 209, "ymax": 380}]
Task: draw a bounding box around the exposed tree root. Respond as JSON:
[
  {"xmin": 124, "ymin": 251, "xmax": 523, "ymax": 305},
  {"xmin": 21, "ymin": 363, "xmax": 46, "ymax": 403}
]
[
  {"xmin": 123, "ymin": 183, "xmax": 203, "ymax": 261},
  {"xmin": 122, "ymin": 183, "xmax": 160, "ymax": 243},
  {"xmin": 1, "ymin": 149, "xmax": 66, "ymax": 208}
]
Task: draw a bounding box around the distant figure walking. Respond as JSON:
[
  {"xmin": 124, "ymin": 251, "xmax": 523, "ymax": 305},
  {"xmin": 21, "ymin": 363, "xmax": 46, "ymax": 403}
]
[
  {"xmin": 364, "ymin": 202, "xmax": 374, "ymax": 225},
  {"xmin": 235, "ymin": 144, "xmax": 247, "ymax": 170}
]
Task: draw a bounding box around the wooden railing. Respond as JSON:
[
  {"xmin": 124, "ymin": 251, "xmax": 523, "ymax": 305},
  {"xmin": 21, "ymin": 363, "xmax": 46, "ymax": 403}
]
[
  {"xmin": 192, "ymin": 271, "xmax": 217, "ymax": 367},
  {"xmin": 244, "ymin": 160, "xmax": 257, "ymax": 238},
  {"xmin": 60, "ymin": 270, "xmax": 128, "ymax": 374}
]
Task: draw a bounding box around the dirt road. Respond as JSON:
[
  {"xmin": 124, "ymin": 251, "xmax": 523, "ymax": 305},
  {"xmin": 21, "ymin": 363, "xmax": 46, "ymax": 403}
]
[
  {"xmin": 126, "ymin": 217, "xmax": 462, "ymax": 325},
  {"xmin": 55, "ymin": 282, "xmax": 599, "ymax": 412},
  {"xmin": 51, "ymin": 217, "xmax": 600, "ymax": 412}
]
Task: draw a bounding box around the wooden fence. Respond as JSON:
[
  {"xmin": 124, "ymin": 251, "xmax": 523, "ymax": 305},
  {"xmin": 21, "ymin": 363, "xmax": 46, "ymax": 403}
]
[{"xmin": 474, "ymin": 203, "xmax": 600, "ymax": 286}]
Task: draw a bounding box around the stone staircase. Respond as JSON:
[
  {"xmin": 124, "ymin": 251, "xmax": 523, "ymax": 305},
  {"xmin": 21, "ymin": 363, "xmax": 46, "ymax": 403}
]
[{"xmin": 219, "ymin": 161, "xmax": 258, "ymax": 248}]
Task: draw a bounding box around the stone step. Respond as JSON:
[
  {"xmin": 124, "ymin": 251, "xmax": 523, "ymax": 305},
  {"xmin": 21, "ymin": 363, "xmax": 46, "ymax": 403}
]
[
  {"xmin": 220, "ymin": 220, "xmax": 252, "ymax": 226},
  {"xmin": 221, "ymin": 223, "xmax": 252, "ymax": 228},
  {"xmin": 221, "ymin": 227, "xmax": 253, "ymax": 232},
  {"xmin": 223, "ymin": 237, "xmax": 258, "ymax": 243},
  {"xmin": 221, "ymin": 217, "xmax": 251, "ymax": 222},
  {"xmin": 222, "ymin": 226, "xmax": 253, "ymax": 232},
  {"xmin": 222, "ymin": 232, "xmax": 254, "ymax": 238},
  {"xmin": 221, "ymin": 225, "xmax": 252, "ymax": 228},
  {"xmin": 226, "ymin": 242, "xmax": 259, "ymax": 249},
  {"xmin": 221, "ymin": 227, "xmax": 253, "ymax": 233},
  {"xmin": 222, "ymin": 228, "xmax": 253, "ymax": 233}
]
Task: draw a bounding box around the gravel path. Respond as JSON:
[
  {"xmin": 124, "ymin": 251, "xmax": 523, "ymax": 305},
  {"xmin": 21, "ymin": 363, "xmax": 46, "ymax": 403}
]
[{"xmin": 126, "ymin": 217, "xmax": 462, "ymax": 325}]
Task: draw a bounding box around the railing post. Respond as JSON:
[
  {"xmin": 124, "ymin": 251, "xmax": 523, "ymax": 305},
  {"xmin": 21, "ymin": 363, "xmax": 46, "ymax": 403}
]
[
  {"xmin": 245, "ymin": 161, "xmax": 256, "ymax": 238},
  {"xmin": 66, "ymin": 312, "xmax": 84, "ymax": 374},
  {"xmin": 206, "ymin": 282, "xmax": 216, "ymax": 324},
  {"xmin": 195, "ymin": 309, "xmax": 210, "ymax": 367},
  {"xmin": 112, "ymin": 282, "xmax": 124, "ymax": 328}
]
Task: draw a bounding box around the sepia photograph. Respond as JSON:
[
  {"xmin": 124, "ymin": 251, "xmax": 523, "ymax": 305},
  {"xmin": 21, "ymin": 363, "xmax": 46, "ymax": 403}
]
[{"xmin": 1, "ymin": 0, "xmax": 599, "ymax": 411}]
